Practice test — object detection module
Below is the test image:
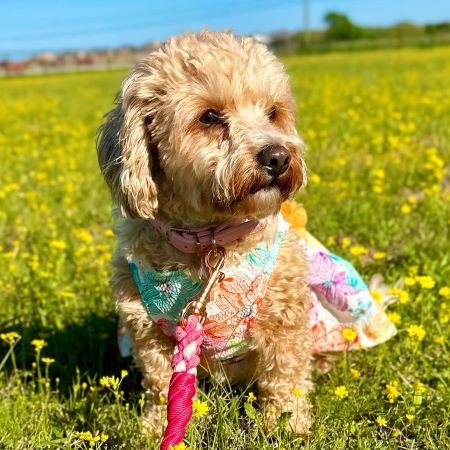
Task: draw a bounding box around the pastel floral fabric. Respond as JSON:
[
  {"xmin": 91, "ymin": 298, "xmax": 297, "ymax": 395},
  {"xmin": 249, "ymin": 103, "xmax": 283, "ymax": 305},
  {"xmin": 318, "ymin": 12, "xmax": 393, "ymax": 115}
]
[{"xmin": 126, "ymin": 215, "xmax": 396, "ymax": 361}]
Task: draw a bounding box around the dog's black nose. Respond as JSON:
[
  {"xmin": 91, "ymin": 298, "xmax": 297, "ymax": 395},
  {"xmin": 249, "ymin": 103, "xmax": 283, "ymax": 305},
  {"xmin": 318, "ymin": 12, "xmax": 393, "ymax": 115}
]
[{"xmin": 257, "ymin": 145, "xmax": 291, "ymax": 178}]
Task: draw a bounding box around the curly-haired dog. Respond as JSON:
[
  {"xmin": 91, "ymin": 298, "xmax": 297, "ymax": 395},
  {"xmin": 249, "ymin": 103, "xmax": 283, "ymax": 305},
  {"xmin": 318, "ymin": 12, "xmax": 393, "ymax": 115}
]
[{"xmin": 98, "ymin": 30, "xmax": 312, "ymax": 435}]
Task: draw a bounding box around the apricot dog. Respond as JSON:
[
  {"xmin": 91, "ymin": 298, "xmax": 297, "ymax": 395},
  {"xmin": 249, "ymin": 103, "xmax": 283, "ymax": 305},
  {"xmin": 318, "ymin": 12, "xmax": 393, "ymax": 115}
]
[{"xmin": 98, "ymin": 30, "xmax": 311, "ymax": 435}]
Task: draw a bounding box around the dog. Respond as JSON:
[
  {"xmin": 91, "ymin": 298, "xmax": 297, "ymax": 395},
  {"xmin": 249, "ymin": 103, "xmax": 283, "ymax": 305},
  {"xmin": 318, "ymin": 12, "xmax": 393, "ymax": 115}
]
[{"xmin": 97, "ymin": 30, "xmax": 312, "ymax": 436}]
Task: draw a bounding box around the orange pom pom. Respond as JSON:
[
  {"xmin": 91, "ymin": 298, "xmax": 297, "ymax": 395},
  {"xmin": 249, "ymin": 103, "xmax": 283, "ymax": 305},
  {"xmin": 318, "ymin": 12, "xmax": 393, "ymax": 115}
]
[{"xmin": 280, "ymin": 200, "xmax": 307, "ymax": 236}]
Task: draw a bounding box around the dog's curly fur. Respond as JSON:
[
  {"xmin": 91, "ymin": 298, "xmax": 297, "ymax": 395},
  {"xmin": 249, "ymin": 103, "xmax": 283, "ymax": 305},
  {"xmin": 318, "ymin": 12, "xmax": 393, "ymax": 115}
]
[{"xmin": 97, "ymin": 30, "xmax": 312, "ymax": 435}]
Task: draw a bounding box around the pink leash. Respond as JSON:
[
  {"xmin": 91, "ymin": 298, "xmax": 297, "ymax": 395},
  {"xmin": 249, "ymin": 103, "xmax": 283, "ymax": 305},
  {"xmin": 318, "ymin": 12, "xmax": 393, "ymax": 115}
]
[
  {"xmin": 160, "ymin": 247, "xmax": 226, "ymax": 450},
  {"xmin": 160, "ymin": 315, "xmax": 203, "ymax": 450}
]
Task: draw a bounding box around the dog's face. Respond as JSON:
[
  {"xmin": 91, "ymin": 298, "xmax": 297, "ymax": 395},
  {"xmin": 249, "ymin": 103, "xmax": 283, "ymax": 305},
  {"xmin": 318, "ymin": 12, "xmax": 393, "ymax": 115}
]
[{"xmin": 98, "ymin": 31, "xmax": 306, "ymax": 223}]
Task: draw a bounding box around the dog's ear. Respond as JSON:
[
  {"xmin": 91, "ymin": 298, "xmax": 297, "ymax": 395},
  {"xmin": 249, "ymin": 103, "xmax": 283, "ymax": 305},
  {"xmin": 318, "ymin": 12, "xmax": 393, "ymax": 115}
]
[{"xmin": 97, "ymin": 71, "xmax": 158, "ymax": 218}]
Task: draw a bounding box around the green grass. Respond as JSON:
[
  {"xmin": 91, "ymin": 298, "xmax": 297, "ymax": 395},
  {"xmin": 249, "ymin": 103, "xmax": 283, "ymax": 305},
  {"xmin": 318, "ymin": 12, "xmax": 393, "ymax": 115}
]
[{"xmin": 0, "ymin": 47, "xmax": 449, "ymax": 449}]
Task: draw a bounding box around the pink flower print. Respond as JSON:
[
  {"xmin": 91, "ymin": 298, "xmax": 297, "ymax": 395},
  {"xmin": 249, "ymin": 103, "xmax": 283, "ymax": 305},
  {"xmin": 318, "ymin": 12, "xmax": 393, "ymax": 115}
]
[{"xmin": 308, "ymin": 251, "xmax": 352, "ymax": 311}]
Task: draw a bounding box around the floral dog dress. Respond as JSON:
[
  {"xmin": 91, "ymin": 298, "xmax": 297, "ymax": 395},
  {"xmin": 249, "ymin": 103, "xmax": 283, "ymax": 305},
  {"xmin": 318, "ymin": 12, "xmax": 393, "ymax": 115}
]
[{"xmin": 124, "ymin": 208, "xmax": 396, "ymax": 362}]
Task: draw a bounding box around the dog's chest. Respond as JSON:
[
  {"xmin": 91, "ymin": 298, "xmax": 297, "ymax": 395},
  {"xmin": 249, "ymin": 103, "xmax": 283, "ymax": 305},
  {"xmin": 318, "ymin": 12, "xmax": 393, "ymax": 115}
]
[{"xmin": 128, "ymin": 217, "xmax": 289, "ymax": 362}]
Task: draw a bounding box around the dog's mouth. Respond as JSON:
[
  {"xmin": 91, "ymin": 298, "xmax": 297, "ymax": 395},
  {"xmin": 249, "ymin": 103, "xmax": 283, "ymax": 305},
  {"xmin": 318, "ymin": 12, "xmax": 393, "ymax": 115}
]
[{"xmin": 249, "ymin": 178, "xmax": 279, "ymax": 195}]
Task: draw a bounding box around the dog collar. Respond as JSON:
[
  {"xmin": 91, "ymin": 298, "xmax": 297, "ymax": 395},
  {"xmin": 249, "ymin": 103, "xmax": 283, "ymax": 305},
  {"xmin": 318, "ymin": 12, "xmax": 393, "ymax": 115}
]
[{"xmin": 148, "ymin": 217, "xmax": 264, "ymax": 254}]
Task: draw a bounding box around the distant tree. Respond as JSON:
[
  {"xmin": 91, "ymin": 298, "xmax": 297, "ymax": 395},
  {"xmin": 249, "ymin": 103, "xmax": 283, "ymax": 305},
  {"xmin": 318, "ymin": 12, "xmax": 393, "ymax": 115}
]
[
  {"xmin": 390, "ymin": 22, "xmax": 424, "ymax": 39},
  {"xmin": 324, "ymin": 12, "xmax": 364, "ymax": 41},
  {"xmin": 425, "ymin": 22, "xmax": 450, "ymax": 35}
]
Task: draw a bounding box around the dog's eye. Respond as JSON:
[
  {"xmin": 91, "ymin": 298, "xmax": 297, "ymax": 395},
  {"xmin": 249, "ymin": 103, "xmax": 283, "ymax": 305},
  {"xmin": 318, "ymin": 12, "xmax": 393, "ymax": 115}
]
[
  {"xmin": 268, "ymin": 107, "xmax": 277, "ymax": 122},
  {"xmin": 199, "ymin": 109, "xmax": 222, "ymax": 125}
]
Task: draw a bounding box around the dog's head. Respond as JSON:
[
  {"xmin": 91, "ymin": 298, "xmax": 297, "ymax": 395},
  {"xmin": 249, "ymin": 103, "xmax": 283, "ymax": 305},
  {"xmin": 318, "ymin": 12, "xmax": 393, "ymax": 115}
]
[{"xmin": 98, "ymin": 30, "xmax": 306, "ymax": 224}]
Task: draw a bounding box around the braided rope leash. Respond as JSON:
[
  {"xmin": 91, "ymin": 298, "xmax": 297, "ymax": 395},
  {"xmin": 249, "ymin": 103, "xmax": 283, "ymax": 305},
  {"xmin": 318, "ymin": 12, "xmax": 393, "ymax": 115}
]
[
  {"xmin": 160, "ymin": 315, "xmax": 203, "ymax": 450},
  {"xmin": 160, "ymin": 246, "xmax": 226, "ymax": 450}
]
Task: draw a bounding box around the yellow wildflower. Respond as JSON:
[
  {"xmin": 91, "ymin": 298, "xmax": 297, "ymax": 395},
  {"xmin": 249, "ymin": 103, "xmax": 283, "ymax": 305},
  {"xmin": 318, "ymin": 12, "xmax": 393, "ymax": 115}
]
[
  {"xmin": 371, "ymin": 290, "xmax": 382, "ymax": 303},
  {"xmin": 170, "ymin": 443, "xmax": 189, "ymax": 450},
  {"xmin": 415, "ymin": 275, "xmax": 435, "ymax": 289},
  {"xmin": 400, "ymin": 204, "xmax": 411, "ymax": 214},
  {"xmin": 121, "ymin": 369, "xmax": 129, "ymax": 378},
  {"xmin": 246, "ymin": 392, "xmax": 256, "ymax": 403},
  {"xmin": 341, "ymin": 237, "xmax": 351, "ymax": 249},
  {"xmin": 387, "ymin": 311, "xmax": 401, "ymax": 325},
  {"xmin": 310, "ymin": 173, "xmax": 322, "ymax": 184},
  {"xmin": 192, "ymin": 399, "xmax": 209, "ymax": 419},
  {"xmin": 292, "ymin": 387, "xmax": 303, "ymax": 397},
  {"xmin": 334, "ymin": 386, "xmax": 349, "ymax": 399},
  {"xmin": 101, "ymin": 434, "xmax": 109, "ymax": 442},
  {"xmin": 49, "ymin": 240, "xmax": 67, "ymax": 250},
  {"xmin": 406, "ymin": 414, "xmax": 415, "ymax": 421},
  {"xmin": 99, "ymin": 376, "xmax": 119, "ymax": 390},
  {"xmin": 42, "ymin": 357, "xmax": 55, "ymax": 365},
  {"xmin": 385, "ymin": 381, "xmax": 400, "ymax": 403},
  {"xmin": 0, "ymin": 331, "xmax": 20, "ymax": 345},
  {"xmin": 404, "ymin": 277, "xmax": 416, "ymax": 287},
  {"xmin": 349, "ymin": 245, "xmax": 367, "ymax": 256},
  {"xmin": 376, "ymin": 416, "xmax": 387, "ymax": 426},
  {"xmin": 434, "ymin": 335, "xmax": 445, "ymax": 345},
  {"xmin": 373, "ymin": 251, "xmax": 386, "ymax": 260},
  {"xmin": 31, "ymin": 339, "xmax": 47, "ymax": 352},
  {"xmin": 350, "ymin": 368, "xmax": 360, "ymax": 378},
  {"xmin": 438, "ymin": 286, "xmax": 450, "ymax": 298},
  {"xmin": 414, "ymin": 382, "xmax": 426, "ymax": 394},
  {"xmin": 407, "ymin": 324, "xmax": 426, "ymax": 341},
  {"xmin": 341, "ymin": 327, "xmax": 357, "ymax": 341}
]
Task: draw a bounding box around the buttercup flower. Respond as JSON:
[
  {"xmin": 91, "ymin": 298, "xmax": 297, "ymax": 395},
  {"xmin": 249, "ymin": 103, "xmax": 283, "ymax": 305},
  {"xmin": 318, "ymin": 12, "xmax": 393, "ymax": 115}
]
[
  {"xmin": 385, "ymin": 381, "xmax": 400, "ymax": 403},
  {"xmin": 192, "ymin": 399, "xmax": 209, "ymax": 419},
  {"xmin": 292, "ymin": 387, "xmax": 303, "ymax": 397},
  {"xmin": 31, "ymin": 339, "xmax": 47, "ymax": 352},
  {"xmin": 341, "ymin": 327, "xmax": 357, "ymax": 341},
  {"xmin": 438, "ymin": 286, "xmax": 450, "ymax": 298},
  {"xmin": 246, "ymin": 392, "xmax": 256, "ymax": 404},
  {"xmin": 376, "ymin": 416, "xmax": 387, "ymax": 426},
  {"xmin": 0, "ymin": 331, "xmax": 20, "ymax": 345},
  {"xmin": 350, "ymin": 368, "xmax": 360, "ymax": 378},
  {"xmin": 42, "ymin": 357, "xmax": 55, "ymax": 365},
  {"xmin": 407, "ymin": 324, "xmax": 426, "ymax": 341},
  {"xmin": 334, "ymin": 386, "xmax": 349, "ymax": 399},
  {"xmin": 401, "ymin": 204, "xmax": 411, "ymax": 214},
  {"xmin": 415, "ymin": 276, "xmax": 435, "ymax": 289},
  {"xmin": 373, "ymin": 251, "xmax": 386, "ymax": 260},
  {"xmin": 387, "ymin": 311, "xmax": 401, "ymax": 325}
]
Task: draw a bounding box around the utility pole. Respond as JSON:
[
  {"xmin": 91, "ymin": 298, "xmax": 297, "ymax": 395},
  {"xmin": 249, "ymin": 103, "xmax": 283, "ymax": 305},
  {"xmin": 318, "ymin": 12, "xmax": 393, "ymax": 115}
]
[{"xmin": 303, "ymin": 0, "xmax": 310, "ymax": 46}]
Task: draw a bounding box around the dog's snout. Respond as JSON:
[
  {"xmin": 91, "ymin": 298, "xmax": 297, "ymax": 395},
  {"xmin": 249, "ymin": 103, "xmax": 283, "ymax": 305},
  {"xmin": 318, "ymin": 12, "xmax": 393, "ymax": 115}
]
[{"xmin": 257, "ymin": 145, "xmax": 291, "ymax": 178}]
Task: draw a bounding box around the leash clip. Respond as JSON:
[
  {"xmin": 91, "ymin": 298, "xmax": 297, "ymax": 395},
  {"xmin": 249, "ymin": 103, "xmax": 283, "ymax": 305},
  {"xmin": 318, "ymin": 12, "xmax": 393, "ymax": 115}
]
[{"xmin": 181, "ymin": 245, "xmax": 226, "ymax": 325}]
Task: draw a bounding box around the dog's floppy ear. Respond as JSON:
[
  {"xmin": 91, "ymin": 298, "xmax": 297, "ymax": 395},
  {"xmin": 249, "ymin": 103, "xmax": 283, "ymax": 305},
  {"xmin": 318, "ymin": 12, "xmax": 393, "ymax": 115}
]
[{"xmin": 97, "ymin": 70, "xmax": 158, "ymax": 219}]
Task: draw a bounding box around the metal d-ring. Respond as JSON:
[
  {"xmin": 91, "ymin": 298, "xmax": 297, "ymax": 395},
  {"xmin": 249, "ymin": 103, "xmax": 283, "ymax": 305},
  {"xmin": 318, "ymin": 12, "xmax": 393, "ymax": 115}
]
[{"xmin": 210, "ymin": 231, "xmax": 217, "ymax": 251}]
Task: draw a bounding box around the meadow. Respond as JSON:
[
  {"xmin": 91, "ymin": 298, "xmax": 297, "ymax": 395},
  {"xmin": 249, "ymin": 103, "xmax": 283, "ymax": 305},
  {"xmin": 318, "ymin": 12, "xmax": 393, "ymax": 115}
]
[{"xmin": 0, "ymin": 46, "xmax": 449, "ymax": 449}]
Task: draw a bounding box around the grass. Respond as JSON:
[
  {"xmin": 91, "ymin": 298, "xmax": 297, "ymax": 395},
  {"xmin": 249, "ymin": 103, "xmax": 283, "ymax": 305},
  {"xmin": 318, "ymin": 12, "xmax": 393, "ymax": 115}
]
[{"xmin": 0, "ymin": 46, "xmax": 449, "ymax": 449}]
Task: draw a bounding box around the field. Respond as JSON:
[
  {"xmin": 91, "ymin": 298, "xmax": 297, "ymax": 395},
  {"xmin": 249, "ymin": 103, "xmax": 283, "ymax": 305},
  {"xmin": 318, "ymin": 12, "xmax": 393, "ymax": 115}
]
[{"xmin": 0, "ymin": 46, "xmax": 449, "ymax": 449}]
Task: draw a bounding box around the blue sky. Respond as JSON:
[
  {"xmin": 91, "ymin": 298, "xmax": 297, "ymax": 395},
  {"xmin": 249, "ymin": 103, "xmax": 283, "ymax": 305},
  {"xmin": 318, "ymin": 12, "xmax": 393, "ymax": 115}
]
[{"xmin": 1, "ymin": 0, "xmax": 450, "ymax": 60}]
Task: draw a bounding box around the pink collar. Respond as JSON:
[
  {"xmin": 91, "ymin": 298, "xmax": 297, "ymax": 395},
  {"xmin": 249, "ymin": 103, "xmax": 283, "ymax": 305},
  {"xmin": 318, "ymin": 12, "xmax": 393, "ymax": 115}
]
[{"xmin": 148, "ymin": 217, "xmax": 263, "ymax": 254}]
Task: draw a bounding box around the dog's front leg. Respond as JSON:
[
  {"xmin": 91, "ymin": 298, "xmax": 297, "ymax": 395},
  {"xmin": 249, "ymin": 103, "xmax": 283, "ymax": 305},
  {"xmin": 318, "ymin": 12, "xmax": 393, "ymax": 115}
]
[
  {"xmin": 253, "ymin": 231, "xmax": 312, "ymax": 436},
  {"xmin": 112, "ymin": 259, "xmax": 173, "ymax": 436}
]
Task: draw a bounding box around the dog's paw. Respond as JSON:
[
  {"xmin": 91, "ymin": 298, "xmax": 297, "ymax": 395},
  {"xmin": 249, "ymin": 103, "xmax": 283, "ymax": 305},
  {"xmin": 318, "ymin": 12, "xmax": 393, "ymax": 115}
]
[{"xmin": 263, "ymin": 402, "xmax": 311, "ymax": 437}]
